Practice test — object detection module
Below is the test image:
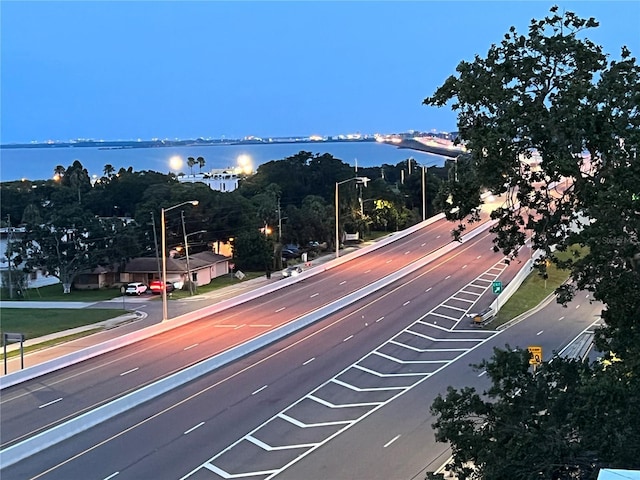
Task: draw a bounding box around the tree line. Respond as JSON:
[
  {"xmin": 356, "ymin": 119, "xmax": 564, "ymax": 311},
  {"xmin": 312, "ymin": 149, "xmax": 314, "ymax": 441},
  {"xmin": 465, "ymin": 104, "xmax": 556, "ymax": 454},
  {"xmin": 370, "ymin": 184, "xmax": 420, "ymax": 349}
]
[{"xmin": 1, "ymin": 152, "xmax": 445, "ymax": 292}]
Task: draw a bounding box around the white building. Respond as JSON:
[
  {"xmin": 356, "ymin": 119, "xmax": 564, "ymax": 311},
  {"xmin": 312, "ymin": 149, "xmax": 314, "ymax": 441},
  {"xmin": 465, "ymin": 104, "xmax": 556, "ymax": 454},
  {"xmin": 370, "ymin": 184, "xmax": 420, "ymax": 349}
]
[
  {"xmin": 177, "ymin": 169, "xmax": 241, "ymax": 192},
  {"xmin": 0, "ymin": 227, "xmax": 59, "ymax": 293}
]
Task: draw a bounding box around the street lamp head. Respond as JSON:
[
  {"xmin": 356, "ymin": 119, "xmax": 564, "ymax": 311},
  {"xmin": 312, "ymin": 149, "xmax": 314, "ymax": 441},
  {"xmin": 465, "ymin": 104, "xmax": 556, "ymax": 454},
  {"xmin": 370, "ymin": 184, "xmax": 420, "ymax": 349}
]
[
  {"xmin": 190, "ymin": 200, "xmax": 199, "ymax": 206},
  {"xmin": 355, "ymin": 176, "xmax": 370, "ymax": 187}
]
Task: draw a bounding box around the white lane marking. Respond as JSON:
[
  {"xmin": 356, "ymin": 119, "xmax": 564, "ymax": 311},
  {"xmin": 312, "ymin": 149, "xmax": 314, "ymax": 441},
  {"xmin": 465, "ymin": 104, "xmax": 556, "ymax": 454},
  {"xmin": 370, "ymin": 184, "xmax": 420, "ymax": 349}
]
[
  {"xmin": 214, "ymin": 324, "xmax": 236, "ymax": 328},
  {"xmin": 586, "ymin": 294, "xmax": 589, "ymax": 298},
  {"xmin": 445, "ymin": 275, "xmax": 451, "ymax": 280},
  {"xmin": 183, "ymin": 344, "xmax": 198, "ymax": 351},
  {"xmin": 384, "ymin": 435, "xmax": 401, "ymax": 448},
  {"xmin": 39, "ymin": 398, "xmax": 63, "ymax": 409},
  {"xmin": 183, "ymin": 422, "xmax": 205, "ymax": 435},
  {"xmin": 477, "ymin": 255, "xmax": 482, "ymax": 259},
  {"xmin": 404, "ymin": 251, "xmax": 410, "ymax": 255},
  {"xmin": 462, "ymin": 264, "xmax": 467, "ymax": 269},
  {"xmin": 310, "ymin": 293, "xmax": 319, "ymax": 298},
  {"xmin": 421, "ymin": 242, "xmax": 426, "ymax": 247},
  {"xmin": 343, "ymin": 335, "xmax": 353, "ymax": 342},
  {"xmin": 249, "ymin": 324, "xmax": 271, "ymax": 328},
  {"xmin": 252, "ymin": 385, "xmax": 268, "ymax": 395},
  {"xmin": 120, "ymin": 367, "xmax": 139, "ymax": 376},
  {"xmin": 576, "ymin": 305, "xmax": 580, "ymax": 309},
  {"xmin": 425, "ymin": 287, "xmax": 432, "ymax": 292},
  {"xmin": 275, "ymin": 307, "xmax": 286, "ymax": 313},
  {"xmin": 303, "ymin": 357, "xmax": 315, "ymax": 365},
  {"xmin": 234, "ymin": 324, "xmax": 246, "ymax": 329},
  {"xmin": 558, "ymin": 316, "xmax": 565, "ymax": 321},
  {"xmin": 386, "ymin": 259, "xmax": 392, "ymax": 264},
  {"xmin": 536, "ymin": 330, "xmax": 544, "ymax": 336},
  {"xmin": 403, "ymin": 301, "xmax": 410, "ymax": 306},
  {"xmin": 376, "ymin": 316, "xmax": 384, "ymax": 323},
  {"xmin": 364, "ymin": 269, "xmax": 371, "ymax": 274},
  {"xmin": 478, "ymin": 371, "xmax": 487, "ymax": 377},
  {"xmin": 103, "ymin": 473, "xmax": 119, "ymax": 480},
  {"xmin": 436, "ymin": 235, "xmax": 441, "ymax": 239},
  {"xmin": 339, "ymin": 281, "xmax": 346, "ymax": 285}
]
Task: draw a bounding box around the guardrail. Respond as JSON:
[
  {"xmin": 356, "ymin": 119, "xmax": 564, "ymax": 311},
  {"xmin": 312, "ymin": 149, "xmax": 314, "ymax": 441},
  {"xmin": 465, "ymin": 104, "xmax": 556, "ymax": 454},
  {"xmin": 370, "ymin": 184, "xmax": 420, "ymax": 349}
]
[{"xmin": 0, "ymin": 218, "xmax": 496, "ymax": 469}]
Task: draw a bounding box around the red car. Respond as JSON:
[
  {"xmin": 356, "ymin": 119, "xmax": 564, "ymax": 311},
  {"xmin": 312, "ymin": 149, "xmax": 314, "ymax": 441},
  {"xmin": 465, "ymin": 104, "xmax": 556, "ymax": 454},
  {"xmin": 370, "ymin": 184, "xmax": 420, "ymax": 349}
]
[{"xmin": 149, "ymin": 280, "xmax": 175, "ymax": 294}]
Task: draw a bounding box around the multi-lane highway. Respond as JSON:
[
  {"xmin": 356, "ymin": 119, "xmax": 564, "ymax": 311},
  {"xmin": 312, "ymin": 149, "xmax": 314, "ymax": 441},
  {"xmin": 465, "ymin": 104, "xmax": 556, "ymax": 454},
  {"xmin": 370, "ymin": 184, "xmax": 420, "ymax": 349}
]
[
  {"xmin": 2, "ymin": 225, "xmax": 571, "ymax": 480},
  {"xmin": 0, "ymin": 199, "xmax": 601, "ymax": 480},
  {"xmin": 1, "ymin": 216, "xmax": 491, "ymax": 449}
]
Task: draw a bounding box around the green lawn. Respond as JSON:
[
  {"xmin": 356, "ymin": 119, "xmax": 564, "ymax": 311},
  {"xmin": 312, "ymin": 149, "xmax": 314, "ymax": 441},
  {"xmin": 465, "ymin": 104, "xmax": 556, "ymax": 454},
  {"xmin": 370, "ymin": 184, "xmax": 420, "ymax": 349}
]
[
  {"xmin": 490, "ymin": 245, "xmax": 589, "ymax": 328},
  {"xmin": 0, "ymin": 308, "xmax": 127, "ymax": 339},
  {"xmin": 0, "ymin": 283, "xmax": 123, "ymax": 302}
]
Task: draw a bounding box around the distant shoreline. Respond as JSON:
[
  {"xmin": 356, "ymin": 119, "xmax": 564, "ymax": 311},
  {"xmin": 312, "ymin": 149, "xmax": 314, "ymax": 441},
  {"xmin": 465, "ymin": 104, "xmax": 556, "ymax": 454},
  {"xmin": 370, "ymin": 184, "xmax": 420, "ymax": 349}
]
[
  {"xmin": 0, "ymin": 137, "xmax": 462, "ymax": 159},
  {"xmin": 0, "ymin": 138, "xmax": 378, "ymax": 150}
]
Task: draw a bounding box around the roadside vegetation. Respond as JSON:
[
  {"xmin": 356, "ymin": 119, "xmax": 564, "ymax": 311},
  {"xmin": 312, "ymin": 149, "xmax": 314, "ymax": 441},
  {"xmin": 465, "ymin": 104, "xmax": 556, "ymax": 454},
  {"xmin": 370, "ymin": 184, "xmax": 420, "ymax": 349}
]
[
  {"xmin": 0, "ymin": 309, "xmax": 123, "ymax": 341},
  {"xmin": 490, "ymin": 246, "xmax": 589, "ymax": 328},
  {"xmin": 424, "ymin": 7, "xmax": 639, "ymax": 479}
]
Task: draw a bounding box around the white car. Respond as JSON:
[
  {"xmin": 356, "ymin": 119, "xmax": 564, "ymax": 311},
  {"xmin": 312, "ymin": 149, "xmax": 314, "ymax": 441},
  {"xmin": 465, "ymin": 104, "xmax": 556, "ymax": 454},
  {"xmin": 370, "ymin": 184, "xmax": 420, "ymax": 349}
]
[
  {"xmin": 125, "ymin": 282, "xmax": 148, "ymax": 295},
  {"xmin": 282, "ymin": 266, "xmax": 303, "ymax": 278}
]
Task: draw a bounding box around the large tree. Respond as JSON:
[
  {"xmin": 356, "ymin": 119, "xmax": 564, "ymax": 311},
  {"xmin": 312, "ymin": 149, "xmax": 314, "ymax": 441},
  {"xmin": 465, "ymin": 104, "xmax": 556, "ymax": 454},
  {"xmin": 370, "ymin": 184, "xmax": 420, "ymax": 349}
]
[
  {"xmin": 423, "ymin": 6, "xmax": 640, "ymax": 478},
  {"xmin": 425, "ymin": 6, "xmax": 640, "ymax": 357},
  {"xmin": 427, "ymin": 348, "xmax": 640, "ymax": 480}
]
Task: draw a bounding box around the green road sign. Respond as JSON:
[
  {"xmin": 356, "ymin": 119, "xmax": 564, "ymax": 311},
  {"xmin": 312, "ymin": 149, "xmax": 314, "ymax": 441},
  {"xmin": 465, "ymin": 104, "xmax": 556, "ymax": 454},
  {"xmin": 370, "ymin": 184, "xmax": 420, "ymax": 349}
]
[{"xmin": 492, "ymin": 281, "xmax": 503, "ymax": 294}]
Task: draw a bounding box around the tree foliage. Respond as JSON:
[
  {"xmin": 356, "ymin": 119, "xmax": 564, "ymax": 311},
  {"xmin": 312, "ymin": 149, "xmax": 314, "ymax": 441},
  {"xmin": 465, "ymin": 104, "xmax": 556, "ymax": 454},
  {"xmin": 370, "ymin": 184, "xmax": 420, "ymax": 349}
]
[
  {"xmin": 423, "ymin": 6, "xmax": 640, "ymax": 478},
  {"xmin": 424, "ymin": 6, "xmax": 640, "ymax": 357},
  {"xmin": 429, "ymin": 348, "xmax": 640, "ymax": 480}
]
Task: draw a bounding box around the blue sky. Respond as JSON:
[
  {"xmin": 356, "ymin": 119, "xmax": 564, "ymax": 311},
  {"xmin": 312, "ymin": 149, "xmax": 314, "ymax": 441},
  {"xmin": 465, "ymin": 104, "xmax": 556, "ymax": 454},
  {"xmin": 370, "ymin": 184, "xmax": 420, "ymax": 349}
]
[{"xmin": 1, "ymin": 1, "xmax": 638, "ymax": 144}]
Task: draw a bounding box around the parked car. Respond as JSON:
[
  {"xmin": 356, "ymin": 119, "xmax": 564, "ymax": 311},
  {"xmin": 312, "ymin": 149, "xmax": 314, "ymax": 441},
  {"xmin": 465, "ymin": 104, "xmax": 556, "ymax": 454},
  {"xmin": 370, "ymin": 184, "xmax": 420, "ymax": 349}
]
[
  {"xmin": 282, "ymin": 266, "xmax": 303, "ymax": 278},
  {"xmin": 149, "ymin": 280, "xmax": 175, "ymax": 294},
  {"xmin": 125, "ymin": 282, "xmax": 148, "ymax": 296}
]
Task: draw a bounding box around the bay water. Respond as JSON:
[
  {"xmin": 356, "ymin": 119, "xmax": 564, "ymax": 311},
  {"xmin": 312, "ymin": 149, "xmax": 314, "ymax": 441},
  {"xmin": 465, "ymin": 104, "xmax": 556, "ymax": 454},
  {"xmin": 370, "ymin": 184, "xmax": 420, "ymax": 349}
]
[{"xmin": 0, "ymin": 141, "xmax": 445, "ymax": 183}]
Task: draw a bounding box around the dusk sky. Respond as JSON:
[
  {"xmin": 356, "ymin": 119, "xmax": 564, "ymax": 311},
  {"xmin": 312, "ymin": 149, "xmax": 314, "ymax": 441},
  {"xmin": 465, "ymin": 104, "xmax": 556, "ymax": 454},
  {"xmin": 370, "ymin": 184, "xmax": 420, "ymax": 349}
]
[{"xmin": 2, "ymin": 1, "xmax": 639, "ymax": 144}]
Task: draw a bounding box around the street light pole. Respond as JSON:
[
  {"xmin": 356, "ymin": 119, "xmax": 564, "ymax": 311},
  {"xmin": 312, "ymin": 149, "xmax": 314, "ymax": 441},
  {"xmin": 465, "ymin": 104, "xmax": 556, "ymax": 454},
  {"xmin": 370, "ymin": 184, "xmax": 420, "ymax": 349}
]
[
  {"xmin": 161, "ymin": 200, "xmax": 199, "ymax": 321},
  {"xmin": 335, "ymin": 177, "xmax": 370, "ymax": 258}
]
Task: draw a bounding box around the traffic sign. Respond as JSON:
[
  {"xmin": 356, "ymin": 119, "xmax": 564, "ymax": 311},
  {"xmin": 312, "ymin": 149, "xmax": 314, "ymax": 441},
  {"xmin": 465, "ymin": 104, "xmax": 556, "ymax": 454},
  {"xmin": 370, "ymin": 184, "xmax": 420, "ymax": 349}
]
[
  {"xmin": 492, "ymin": 281, "xmax": 503, "ymax": 294},
  {"xmin": 528, "ymin": 346, "xmax": 543, "ymax": 365}
]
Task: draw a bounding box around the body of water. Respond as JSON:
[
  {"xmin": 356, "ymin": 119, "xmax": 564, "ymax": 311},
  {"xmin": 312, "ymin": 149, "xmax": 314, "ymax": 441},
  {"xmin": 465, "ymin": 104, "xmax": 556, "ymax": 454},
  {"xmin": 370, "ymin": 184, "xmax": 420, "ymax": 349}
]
[{"xmin": 0, "ymin": 141, "xmax": 446, "ymax": 182}]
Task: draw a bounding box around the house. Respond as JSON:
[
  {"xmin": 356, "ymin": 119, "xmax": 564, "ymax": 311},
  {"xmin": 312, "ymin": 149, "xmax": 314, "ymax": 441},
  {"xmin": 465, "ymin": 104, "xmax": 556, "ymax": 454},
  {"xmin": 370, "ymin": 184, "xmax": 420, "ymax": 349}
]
[
  {"xmin": 121, "ymin": 252, "xmax": 230, "ymax": 289},
  {"xmin": 122, "ymin": 257, "xmax": 183, "ymax": 289},
  {"xmin": 73, "ymin": 265, "xmax": 120, "ymax": 290},
  {"xmin": 0, "ymin": 226, "xmax": 59, "ymax": 292},
  {"xmin": 186, "ymin": 251, "xmax": 231, "ymax": 286}
]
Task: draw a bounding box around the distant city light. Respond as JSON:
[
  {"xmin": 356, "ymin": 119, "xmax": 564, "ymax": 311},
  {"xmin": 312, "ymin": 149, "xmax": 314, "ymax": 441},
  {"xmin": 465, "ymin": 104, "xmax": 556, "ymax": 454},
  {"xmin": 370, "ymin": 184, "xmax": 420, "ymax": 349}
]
[{"xmin": 169, "ymin": 155, "xmax": 183, "ymax": 171}]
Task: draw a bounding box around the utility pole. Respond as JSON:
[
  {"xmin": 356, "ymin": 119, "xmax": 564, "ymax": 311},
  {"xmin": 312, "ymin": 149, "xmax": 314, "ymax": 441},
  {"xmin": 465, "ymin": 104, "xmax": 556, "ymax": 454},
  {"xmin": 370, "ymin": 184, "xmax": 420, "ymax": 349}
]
[
  {"xmin": 150, "ymin": 212, "xmax": 161, "ymax": 280},
  {"xmin": 6, "ymin": 215, "xmax": 13, "ymax": 299},
  {"xmin": 277, "ymin": 197, "xmax": 282, "ymax": 243}
]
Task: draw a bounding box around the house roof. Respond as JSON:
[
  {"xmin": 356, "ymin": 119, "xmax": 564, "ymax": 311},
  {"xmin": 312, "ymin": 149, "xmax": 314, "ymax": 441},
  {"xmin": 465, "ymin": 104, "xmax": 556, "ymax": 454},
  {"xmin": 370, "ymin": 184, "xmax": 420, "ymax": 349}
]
[
  {"xmin": 188, "ymin": 251, "xmax": 230, "ymax": 269},
  {"xmin": 125, "ymin": 257, "xmax": 184, "ymax": 274},
  {"xmin": 125, "ymin": 252, "xmax": 229, "ymax": 274}
]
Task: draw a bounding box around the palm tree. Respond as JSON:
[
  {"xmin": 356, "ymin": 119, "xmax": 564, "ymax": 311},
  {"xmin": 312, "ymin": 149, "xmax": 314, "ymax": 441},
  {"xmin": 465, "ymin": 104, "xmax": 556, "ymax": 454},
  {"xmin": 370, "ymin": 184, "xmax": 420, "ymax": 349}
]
[
  {"xmin": 53, "ymin": 165, "xmax": 66, "ymax": 181},
  {"xmin": 197, "ymin": 156, "xmax": 206, "ymax": 173},
  {"xmin": 103, "ymin": 164, "xmax": 115, "ymax": 179},
  {"xmin": 187, "ymin": 157, "xmax": 197, "ymax": 176}
]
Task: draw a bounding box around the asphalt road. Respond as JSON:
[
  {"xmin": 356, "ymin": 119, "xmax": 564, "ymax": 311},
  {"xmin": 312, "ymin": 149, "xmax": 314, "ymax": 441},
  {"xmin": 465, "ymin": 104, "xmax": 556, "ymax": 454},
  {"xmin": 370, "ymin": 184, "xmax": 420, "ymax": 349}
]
[
  {"xmin": 1, "ymin": 230, "xmax": 563, "ymax": 480},
  {"xmin": 1, "ymin": 215, "xmax": 491, "ymax": 451}
]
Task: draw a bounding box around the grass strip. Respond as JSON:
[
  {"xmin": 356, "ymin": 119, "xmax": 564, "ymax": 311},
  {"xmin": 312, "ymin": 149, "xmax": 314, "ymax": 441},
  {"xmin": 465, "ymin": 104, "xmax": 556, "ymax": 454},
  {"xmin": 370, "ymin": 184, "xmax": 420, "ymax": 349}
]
[{"xmin": 0, "ymin": 308, "xmax": 126, "ymax": 338}]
